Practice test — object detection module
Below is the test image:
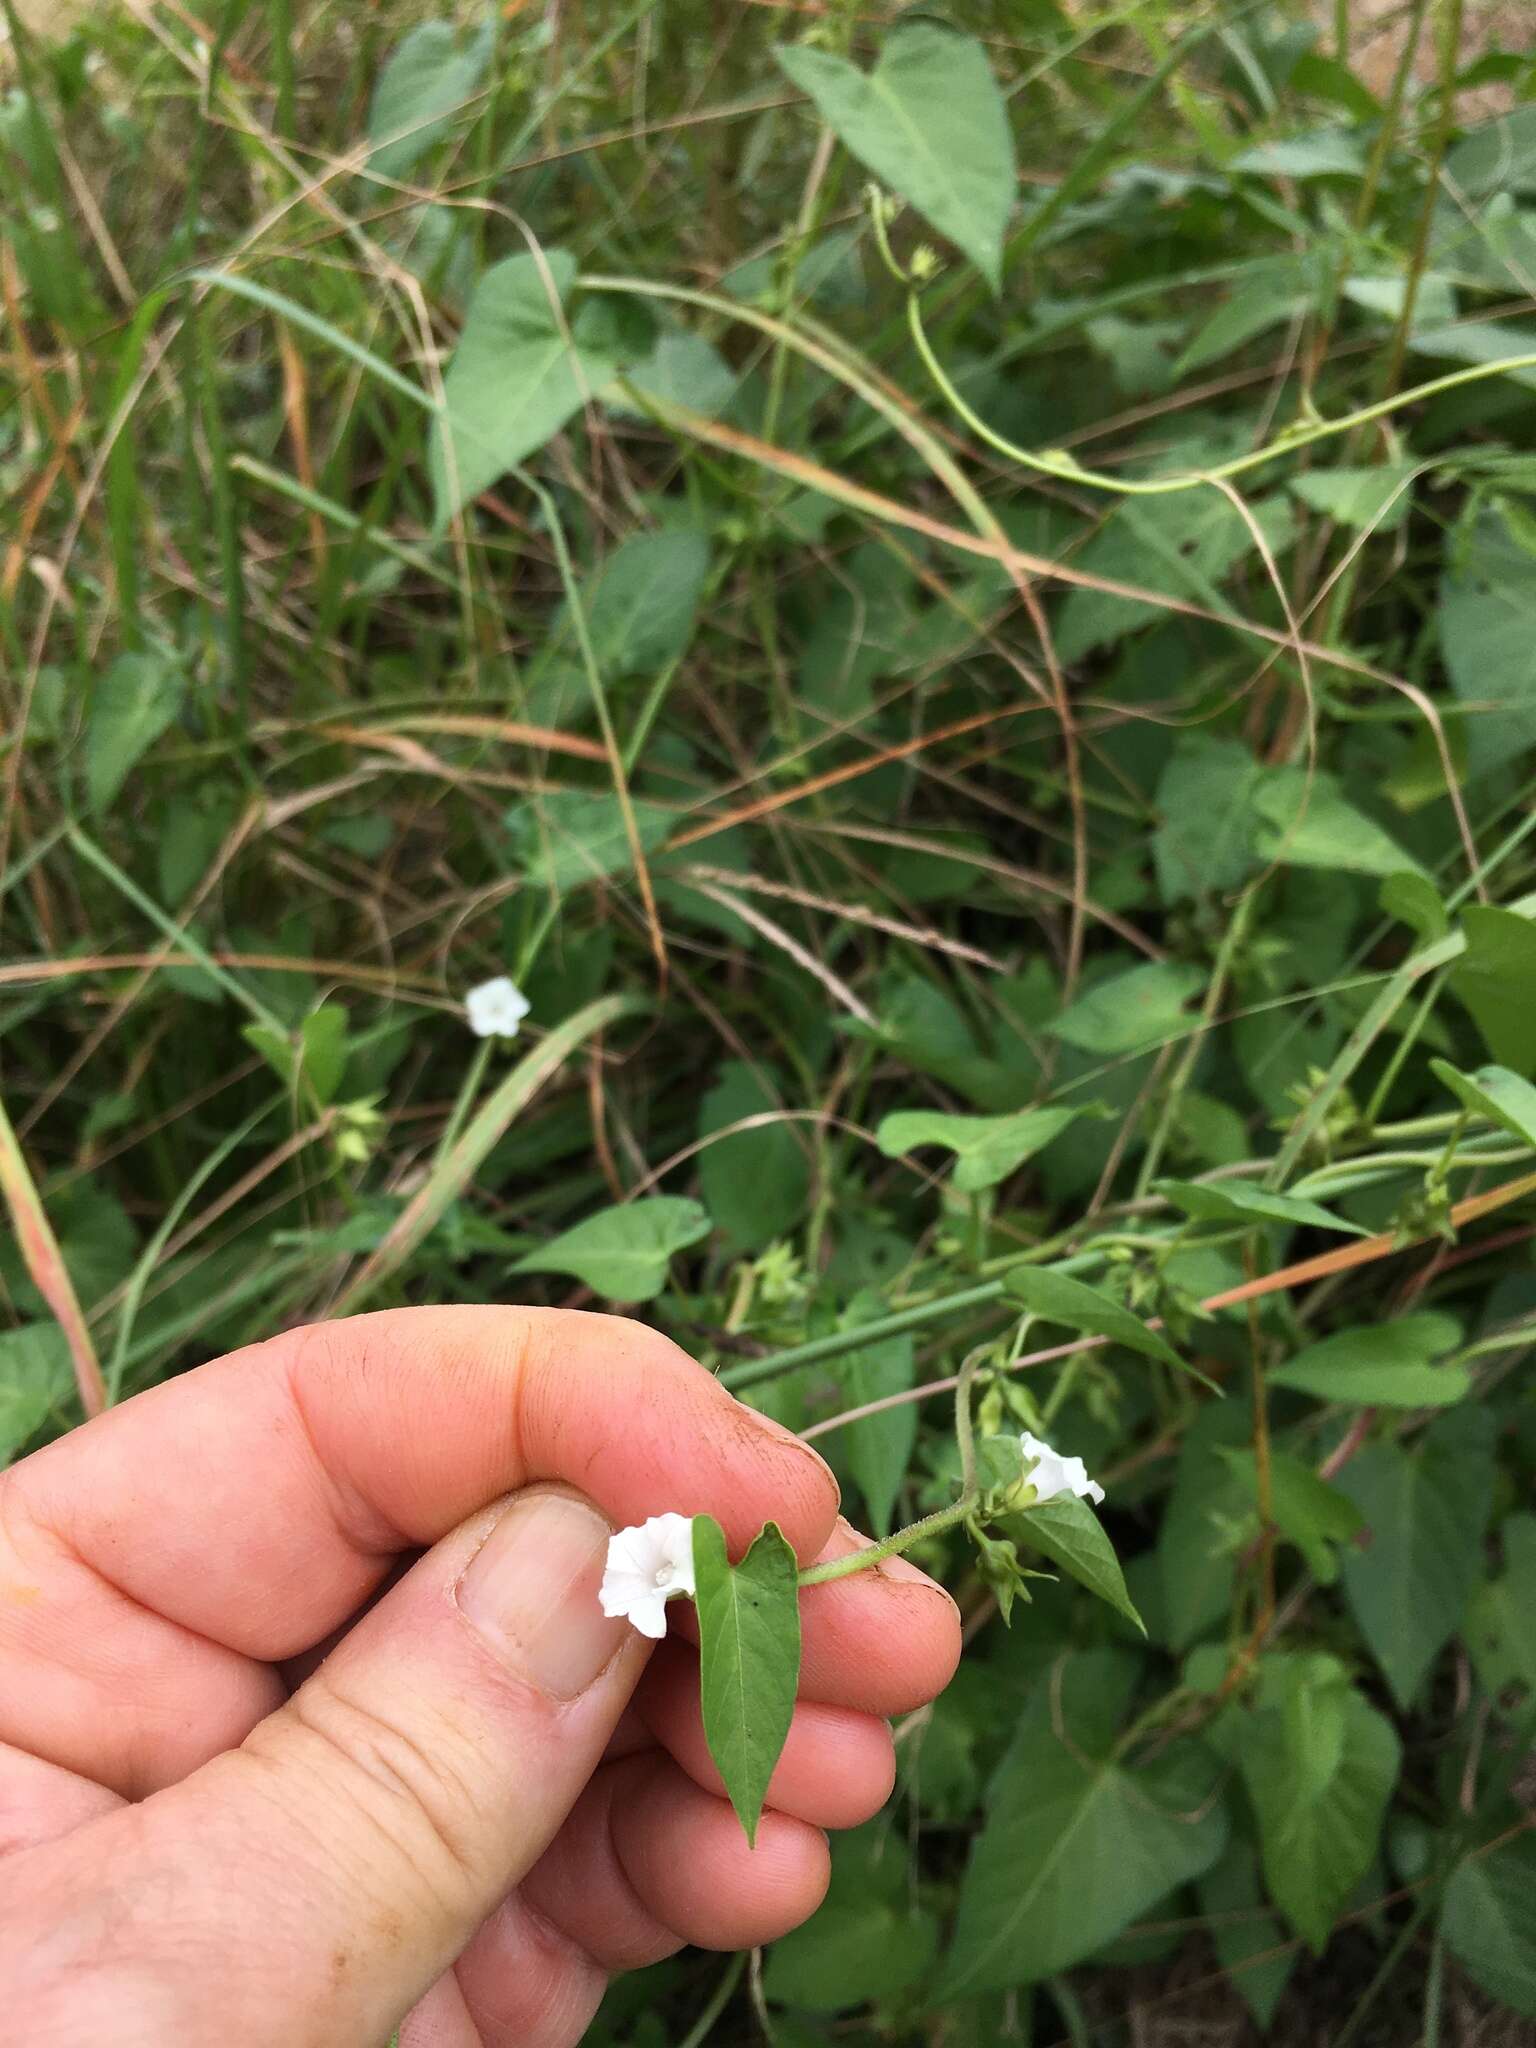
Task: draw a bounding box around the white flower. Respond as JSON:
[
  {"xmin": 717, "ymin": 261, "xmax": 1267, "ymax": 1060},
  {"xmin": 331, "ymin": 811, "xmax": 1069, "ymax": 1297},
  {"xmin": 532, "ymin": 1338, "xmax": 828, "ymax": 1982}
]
[
  {"xmin": 465, "ymin": 976, "xmax": 530, "ymax": 1040},
  {"xmin": 1019, "ymin": 1431, "xmax": 1105, "ymax": 1507},
  {"xmin": 599, "ymin": 1512, "xmax": 698, "ymax": 1639}
]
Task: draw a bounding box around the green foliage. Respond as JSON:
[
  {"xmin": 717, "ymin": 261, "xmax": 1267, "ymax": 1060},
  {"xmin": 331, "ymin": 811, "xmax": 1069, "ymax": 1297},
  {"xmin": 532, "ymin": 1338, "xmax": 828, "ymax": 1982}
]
[
  {"xmin": 12, "ymin": 2, "xmax": 1536, "ymax": 2035},
  {"xmin": 941, "ymin": 1651, "xmax": 1227, "ymax": 1995},
  {"xmin": 692, "ymin": 1516, "xmax": 801, "ymax": 1847},
  {"xmin": 776, "ymin": 26, "xmax": 1014, "ymax": 291},
  {"xmin": 1236, "ymin": 1654, "xmax": 1400, "ymax": 1954},
  {"xmin": 510, "ymin": 1196, "xmax": 710, "ymax": 1302}
]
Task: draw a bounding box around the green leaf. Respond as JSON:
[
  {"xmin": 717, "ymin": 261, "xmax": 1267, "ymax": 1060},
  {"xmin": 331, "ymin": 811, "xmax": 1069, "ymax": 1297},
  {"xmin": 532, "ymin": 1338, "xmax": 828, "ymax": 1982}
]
[
  {"xmin": 776, "ymin": 25, "xmax": 1015, "ymax": 290},
  {"xmin": 1430, "ymin": 1058, "xmax": 1536, "ymax": 1149},
  {"xmin": 1240, "ymin": 1654, "xmax": 1399, "ymax": 1952},
  {"xmin": 1159, "ymin": 1399, "xmax": 1254, "ymax": 1651},
  {"xmin": 839, "ymin": 1326, "xmax": 916, "ymax": 1539},
  {"xmin": 547, "ymin": 529, "xmax": 711, "ymax": 679},
  {"xmin": 0, "ymin": 1322, "xmax": 71, "ymax": 1465},
  {"xmin": 1467, "ymin": 1514, "xmax": 1536, "ymax": 1698},
  {"xmin": 697, "ymin": 1061, "xmax": 809, "ymax": 1254},
  {"xmin": 1266, "ymin": 1314, "xmax": 1470, "ymax": 1408},
  {"xmin": 1444, "ymin": 102, "xmax": 1536, "ymax": 198},
  {"xmin": 1012, "ymin": 1495, "xmax": 1145, "ymax": 1632},
  {"xmin": 1252, "ymin": 767, "xmax": 1428, "ymax": 881},
  {"xmin": 430, "ymin": 251, "xmax": 623, "ymax": 523},
  {"xmin": 1439, "ymin": 505, "xmax": 1536, "ymax": 772},
  {"xmin": 1381, "ymin": 870, "xmax": 1449, "ymax": 944},
  {"xmin": 939, "ymin": 1651, "xmax": 1227, "ymax": 1995},
  {"xmin": 1442, "ymin": 1833, "xmax": 1536, "ymax": 2017},
  {"xmin": 693, "ymin": 1515, "xmax": 802, "ymax": 1845},
  {"xmin": 1335, "ymin": 1408, "xmax": 1496, "ymax": 1707},
  {"xmin": 765, "ymin": 1823, "xmax": 937, "ymax": 2011},
  {"xmin": 1219, "ymin": 1448, "xmax": 1364, "ymax": 1585},
  {"xmin": 1153, "ymin": 735, "xmax": 1265, "ymax": 905},
  {"xmin": 1199, "ymin": 1840, "xmax": 1295, "ymax": 2031},
  {"xmin": 511, "ymin": 1196, "xmax": 710, "ymax": 1303},
  {"xmin": 1289, "ymin": 462, "xmax": 1416, "ymax": 531},
  {"xmin": 605, "ymin": 327, "xmax": 739, "ymax": 420},
  {"xmin": 508, "ymin": 791, "xmax": 676, "ymax": 898},
  {"xmin": 364, "ymin": 16, "xmax": 494, "ymax": 183},
  {"xmin": 1232, "ymin": 129, "xmax": 1366, "ymax": 178},
  {"xmin": 1049, "ymin": 960, "xmax": 1205, "ymax": 1056},
  {"xmin": 86, "ymin": 651, "xmax": 186, "ymax": 812},
  {"xmin": 1449, "ymin": 906, "xmax": 1536, "ymax": 1075},
  {"xmin": 1156, "ymin": 1177, "xmax": 1367, "ymax": 1237},
  {"xmin": 243, "ymin": 1004, "xmax": 350, "ymax": 1107},
  {"xmin": 875, "ymin": 1104, "xmax": 1083, "ymax": 1193},
  {"xmin": 1004, "ymin": 1266, "xmax": 1201, "ymax": 1383}
]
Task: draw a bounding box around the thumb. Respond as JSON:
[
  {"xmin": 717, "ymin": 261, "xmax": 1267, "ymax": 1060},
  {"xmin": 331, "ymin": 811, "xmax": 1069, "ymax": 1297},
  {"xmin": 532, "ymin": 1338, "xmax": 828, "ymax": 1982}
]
[{"xmin": 18, "ymin": 1487, "xmax": 648, "ymax": 2046}]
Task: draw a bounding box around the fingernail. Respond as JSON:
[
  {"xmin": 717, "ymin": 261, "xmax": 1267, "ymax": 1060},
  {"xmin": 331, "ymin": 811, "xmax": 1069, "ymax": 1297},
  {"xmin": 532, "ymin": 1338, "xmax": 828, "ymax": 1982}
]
[{"xmin": 455, "ymin": 1489, "xmax": 630, "ymax": 1699}]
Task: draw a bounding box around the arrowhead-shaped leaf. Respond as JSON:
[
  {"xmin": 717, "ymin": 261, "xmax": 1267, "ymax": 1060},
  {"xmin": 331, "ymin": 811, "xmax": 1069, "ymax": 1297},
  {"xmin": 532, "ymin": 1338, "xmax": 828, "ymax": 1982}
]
[
  {"xmin": 1005, "ymin": 1266, "xmax": 1210, "ymax": 1386},
  {"xmin": 876, "ymin": 1104, "xmax": 1084, "ymax": 1193},
  {"xmin": 777, "ymin": 26, "xmax": 1015, "ymax": 291},
  {"xmin": 693, "ymin": 1515, "xmax": 802, "ymax": 1845},
  {"xmin": 512, "ymin": 1196, "xmax": 710, "ymax": 1302},
  {"xmin": 1156, "ymin": 1177, "xmax": 1368, "ymax": 1237}
]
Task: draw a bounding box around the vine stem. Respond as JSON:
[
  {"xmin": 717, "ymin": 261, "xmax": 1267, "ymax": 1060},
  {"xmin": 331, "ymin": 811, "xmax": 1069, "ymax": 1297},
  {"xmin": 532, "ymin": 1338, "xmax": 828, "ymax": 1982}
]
[
  {"xmin": 797, "ymin": 1346, "xmax": 990, "ymax": 1587},
  {"xmin": 796, "ymin": 1494, "xmax": 978, "ymax": 1588}
]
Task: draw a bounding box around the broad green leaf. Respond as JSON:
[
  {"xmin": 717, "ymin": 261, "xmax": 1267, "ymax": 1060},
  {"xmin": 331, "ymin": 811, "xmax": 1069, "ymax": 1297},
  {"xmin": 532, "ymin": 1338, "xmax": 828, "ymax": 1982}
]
[
  {"xmin": 1055, "ymin": 493, "xmax": 1294, "ymax": 664},
  {"xmin": 1467, "ymin": 1514, "xmax": 1536, "ymax": 1698},
  {"xmin": 1445, "ymin": 103, "xmax": 1536, "ymax": 198},
  {"xmin": 430, "ymin": 251, "xmax": 623, "ymax": 523},
  {"xmin": 1159, "ymin": 1399, "xmax": 1254, "ymax": 1651},
  {"xmin": 605, "ymin": 328, "xmax": 738, "ymax": 420},
  {"xmin": 1430, "ymin": 1058, "xmax": 1536, "ymax": 1149},
  {"xmin": 1049, "ymin": 960, "xmax": 1205, "ymax": 1056},
  {"xmin": 1012, "ymin": 1495, "xmax": 1145, "ymax": 1632},
  {"xmin": 1336, "ymin": 1407, "xmax": 1496, "ymax": 1707},
  {"xmin": 86, "ymin": 651, "xmax": 185, "ymax": 812},
  {"xmin": 0, "ymin": 1323, "xmax": 71, "ymax": 1465},
  {"xmin": 508, "ymin": 791, "xmax": 676, "ymax": 898},
  {"xmin": 545, "ymin": 529, "xmax": 711, "ymax": 679},
  {"xmin": 511, "ymin": 1196, "xmax": 710, "ymax": 1302},
  {"xmin": 1219, "ymin": 1448, "xmax": 1363, "ymax": 1585},
  {"xmin": 1439, "ymin": 505, "xmax": 1536, "ymax": 772},
  {"xmin": 243, "ymin": 1003, "xmax": 350, "ymax": 1107},
  {"xmin": 765, "ymin": 1823, "xmax": 937, "ymax": 2011},
  {"xmin": 776, "ymin": 26, "xmax": 1015, "ymax": 290},
  {"xmin": 1177, "ymin": 258, "xmax": 1311, "ymax": 374},
  {"xmin": 693, "ymin": 1515, "xmax": 801, "ymax": 1845},
  {"xmin": 1289, "ymin": 463, "xmax": 1416, "ymax": 531},
  {"xmin": 1232, "ymin": 129, "xmax": 1365, "ymax": 178},
  {"xmin": 1381, "ymin": 870, "xmax": 1449, "ymax": 943},
  {"xmin": 698, "ymin": 1061, "xmax": 809, "ymax": 1253},
  {"xmin": 1449, "ymin": 906, "xmax": 1536, "ymax": 1074},
  {"xmin": 839, "ymin": 1325, "xmax": 915, "ymax": 1539},
  {"xmin": 1153, "ymin": 735, "xmax": 1265, "ymax": 905},
  {"xmin": 1442, "ymin": 1833, "xmax": 1536, "ymax": 2017},
  {"xmin": 364, "ymin": 16, "xmax": 494, "ymax": 183},
  {"xmin": 1252, "ymin": 767, "xmax": 1428, "ymax": 882},
  {"xmin": 875, "ymin": 1104, "xmax": 1083, "ymax": 1193},
  {"xmin": 1266, "ymin": 1314, "xmax": 1470, "ymax": 1408},
  {"xmin": 1199, "ymin": 1841, "xmax": 1295, "ymax": 2031},
  {"xmin": 1156, "ymin": 1177, "xmax": 1367, "ymax": 1237},
  {"xmin": 1005, "ymin": 1266, "xmax": 1201, "ymax": 1382},
  {"xmin": 939, "ymin": 1651, "xmax": 1227, "ymax": 1995},
  {"xmin": 1240, "ymin": 1655, "xmax": 1399, "ymax": 1952}
]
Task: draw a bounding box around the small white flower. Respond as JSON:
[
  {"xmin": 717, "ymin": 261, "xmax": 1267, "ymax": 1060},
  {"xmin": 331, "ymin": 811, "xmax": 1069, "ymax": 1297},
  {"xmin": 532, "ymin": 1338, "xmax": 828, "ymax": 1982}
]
[
  {"xmin": 465, "ymin": 976, "xmax": 530, "ymax": 1040},
  {"xmin": 1019, "ymin": 1431, "xmax": 1105, "ymax": 1507},
  {"xmin": 599, "ymin": 1512, "xmax": 698, "ymax": 1639}
]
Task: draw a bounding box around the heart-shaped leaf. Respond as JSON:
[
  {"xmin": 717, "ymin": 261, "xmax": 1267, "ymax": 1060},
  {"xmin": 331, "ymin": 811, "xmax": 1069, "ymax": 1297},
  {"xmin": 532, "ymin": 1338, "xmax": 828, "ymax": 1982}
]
[
  {"xmin": 1005, "ymin": 1266, "xmax": 1210, "ymax": 1386},
  {"xmin": 512, "ymin": 1196, "xmax": 710, "ymax": 1302},
  {"xmin": 876, "ymin": 1104, "xmax": 1083, "ymax": 1193},
  {"xmin": 693, "ymin": 1515, "xmax": 802, "ymax": 1845},
  {"xmin": 777, "ymin": 26, "xmax": 1015, "ymax": 291}
]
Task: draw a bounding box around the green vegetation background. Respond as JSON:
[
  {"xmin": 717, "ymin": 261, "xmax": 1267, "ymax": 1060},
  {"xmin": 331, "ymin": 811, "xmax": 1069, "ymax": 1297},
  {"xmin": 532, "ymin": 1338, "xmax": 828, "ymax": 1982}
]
[{"xmin": 6, "ymin": 0, "xmax": 1536, "ymax": 2039}]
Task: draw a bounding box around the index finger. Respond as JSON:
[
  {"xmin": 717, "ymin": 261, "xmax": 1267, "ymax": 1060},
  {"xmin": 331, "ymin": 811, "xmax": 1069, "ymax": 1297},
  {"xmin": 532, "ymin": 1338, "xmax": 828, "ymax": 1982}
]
[{"xmin": 7, "ymin": 1306, "xmax": 839, "ymax": 1662}]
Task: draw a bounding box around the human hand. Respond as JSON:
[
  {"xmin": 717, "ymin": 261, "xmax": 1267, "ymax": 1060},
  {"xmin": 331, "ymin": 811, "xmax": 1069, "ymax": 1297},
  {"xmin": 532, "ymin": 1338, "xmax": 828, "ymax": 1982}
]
[{"xmin": 0, "ymin": 1307, "xmax": 960, "ymax": 2046}]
